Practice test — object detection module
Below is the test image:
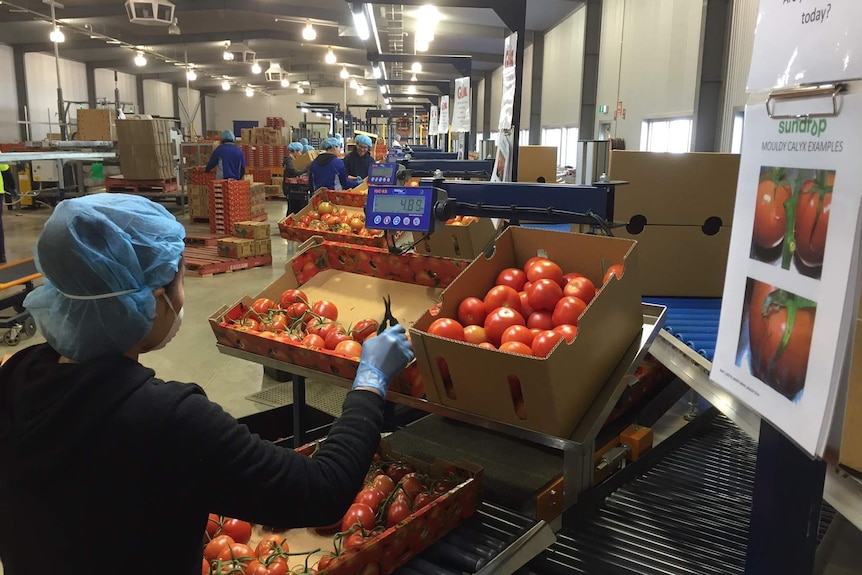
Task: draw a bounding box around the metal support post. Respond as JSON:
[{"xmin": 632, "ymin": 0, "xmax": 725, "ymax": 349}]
[
  {"xmin": 136, "ymin": 75, "xmax": 145, "ymax": 114},
  {"xmin": 693, "ymin": 0, "xmax": 732, "ymax": 152},
  {"xmin": 493, "ymin": 0, "xmax": 527, "ymax": 181},
  {"xmin": 12, "ymin": 47, "xmax": 29, "ymax": 142},
  {"xmin": 529, "ymin": 34, "xmax": 545, "ymax": 146},
  {"xmin": 579, "ymin": 0, "xmax": 603, "ymax": 140},
  {"xmin": 85, "ymin": 63, "xmax": 97, "ymax": 109}
]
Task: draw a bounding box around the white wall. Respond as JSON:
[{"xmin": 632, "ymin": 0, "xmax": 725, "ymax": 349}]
[
  {"xmin": 520, "ymin": 44, "xmax": 533, "ymax": 130},
  {"xmin": 24, "ymin": 52, "xmax": 87, "ymax": 140},
  {"xmin": 205, "ymin": 95, "xmax": 216, "ymax": 132},
  {"xmin": 143, "ymin": 79, "xmax": 174, "ymax": 117},
  {"xmin": 541, "ymin": 7, "xmax": 586, "ymax": 129},
  {"xmin": 0, "ymin": 45, "xmax": 19, "ymax": 141},
  {"xmin": 719, "ymin": 0, "xmax": 758, "ymax": 151},
  {"xmin": 94, "ymin": 69, "xmax": 138, "ymax": 111},
  {"xmin": 178, "ymin": 87, "xmax": 203, "ymax": 137},
  {"xmin": 595, "ymin": 0, "xmax": 705, "ymax": 148}
]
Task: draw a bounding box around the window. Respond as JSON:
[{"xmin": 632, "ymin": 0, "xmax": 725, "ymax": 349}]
[
  {"xmin": 541, "ymin": 128, "xmax": 562, "ymax": 163},
  {"xmin": 489, "ymin": 131, "xmax": 499, "ymax": 142},
  {"xmin": 541, "ymin": 127, "xmax": 579, "ymax": 168},
  {"xmin": 520, "ymin": 129, "xmax": 530, "ymax": 145},
  {"xmin": 731, "ymin": 111, "xmax": 744, "ymax": 154},
  {"xmin": 640, "ymin": 118, "xmax": 692, "ymax": 153}
]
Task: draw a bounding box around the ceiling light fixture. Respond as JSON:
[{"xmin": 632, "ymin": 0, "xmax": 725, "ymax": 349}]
[
  {"xmin": 302, "ymin": 21, "xmax": 316, "ymax": 41},
  {"xmin": 134, "ymin": 51, "xmax": 147, "ymax": 67},
  {"xmin": 356, "ymin": 86, "xmax": 365, "ymax": 96},
  {"xmin": 386, "ymin": 104, "xmax": 392, "ymax": 110},
  {"xmin": 349, "ymin": 78, "xmax": 359, "ymax": 89},
  {"xmin": 411, "ymin": 62, "xmax": 422, "ymax": 73},
  {"xmin": 407, "ymin": 85, "xmax": 416, "ymax": 94},
  {"xmin": 379, "ymin": 85, "xmax": 387, "ymax": 94},
  {"xmin": 372, "ymin": 65, "xmax": 382, "ymax": 79},
  {"xmin": 280, "ymin": 78, "xmax": 290, "ymax": 88},
  {"xmin": 251, "ymin": 61, "xmax": 262, "ymax": 74},
  {"xmin": 351, "ymin": 3, "xmax": 370, "ymax": 41},
  {"xmin": 223, "ymin": 41, "xmax": 234, "ymax": 61},
  {"xmin": 246, "ymin": 86, "xmax": 254, "ymax": 97},
  {"xmin": 411, "ymin": 73, "xmax": 417, "ymax": 82},
  {"xmin": 339, "ymin": 67, "xmax": 350, "ymax": 80},
  {"xmin": 297, "ymin": 86, "xmax": 305, "ymax": 94},
  {"xmin": 186, "ymin": 68, "xmax": 197, "ymax": 81},
  {"xmin": 325, "ymin": 48, "xmax": 336, "ymax": 65},
  {"xmin": 415, "ymin": 39, "xmax": 429, "ymax": 52},
  {"xmin": 49, "ymin": 27, "xmax": 65, "ymax": 43},
  {"xmin": 167, "ymin": 17, "xmax": 181, "ymax": 35},
  {"xmin": 222, "ymin": 80, "xmax": 231, "ymax": 91}
]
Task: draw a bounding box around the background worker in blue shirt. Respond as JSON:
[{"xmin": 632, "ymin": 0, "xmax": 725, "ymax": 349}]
[
  {"xmin": 205, "ymin": 130, "xmax": 246, "ymax": 180},
  {"xmin": 309, "ymin": 138, "xmax": 360, "ymax": 191},
  {"xmin": 344, "ymin": 135, "xmax": 374, "ymax": 181}
]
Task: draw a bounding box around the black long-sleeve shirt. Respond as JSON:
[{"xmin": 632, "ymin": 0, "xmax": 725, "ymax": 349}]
[
  {"xmin": 0, "ymin": 344, "xmax": 383, "ymax": 575},
  {"xmin": 343, "ymin": 150, "xmax": 373, "ymax": 179},
  {"xmin": 283, "ymin": 155, "xmax": 305, "ymax": 178}
]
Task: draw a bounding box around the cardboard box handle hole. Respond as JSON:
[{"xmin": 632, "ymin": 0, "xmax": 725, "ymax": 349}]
[
  {"xmin": 436, "ymin": 357, "xmax": 456, "ymax": 400},
  {"xmin": 508, "ymin": 376, "xmax": 527, "ymax": 420}
]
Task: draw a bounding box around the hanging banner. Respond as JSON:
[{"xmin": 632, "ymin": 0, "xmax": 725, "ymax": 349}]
[
  {"xmin": 498, "ymin": 32, "xmax": 518, "ymax": 130},
  {"xmin": 438, "ymin": 96, "xmax": 450, "ymax": 134},
  {"xmin": 748, "ymin": 0, "xmax": 862, "ymax": 91},
  {"xmin": 710, "ymin": 90, "xmax": 862, "ymax": 457},
  {"xmin": 491, "ymin": 132, "xmax": 513, "ymax": 183},
  {"xmin": 428, "ymin": 105, "xmax": 439, "ymax": 136},
  {"xmin": 452, "ymin": 77, "xmax": 471, "ymax": 133}
]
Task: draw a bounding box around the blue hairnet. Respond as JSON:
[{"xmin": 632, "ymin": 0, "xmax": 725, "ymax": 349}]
[
  {"xmin": 24, "ymin": 194, "xmax": 186, "ymax": 362},
  {"xmin": 303, "ymin": 144, "xmax": 314, "ymax": 153},
  {"xmin": 355, "ymin": 135, "xmax": 372, "ymax": 147},
  {"xmin": 394, "ymin": 134, "xmax": 402, "ymax": 141},
  {"xmin": 300, "ymin": 138, "xmax": 309, "ymax": 145},
  {"xmin": 288, "ymin": 142, "xmax": 303, "ymax": 152},
  {"xmin": 221, "ymin": 130, "xmax": 235, "ymax": 142},
  {"xmin": 322, "ymin": 137, "xmax": 340, "ymax": 150}
]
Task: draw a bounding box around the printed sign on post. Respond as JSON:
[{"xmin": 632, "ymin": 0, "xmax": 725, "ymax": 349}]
[
  {"xmin": 429, "ymin": 106, "xmax": 439, "ymax": 136},
  {"xmin": 452, "ymin": 77, "xmax": 471, "ymax": 133},
  {"xmin": 748, "ymin": 0, "xmax": 862, "ymax": 91},
  {"xmin": 710, "ymin": 90, "xmax": 862, "ymax": 457},
  {"xmin": 491, "ymin": 132, "xmax": 513, "ymax": 183},
  {"xmin": 438, "ymin": 96, "xmax": 450, "ymax": 135},
  {"xmin": 498, "ymin": 32, "xmax": 518, "ymax": 130}
]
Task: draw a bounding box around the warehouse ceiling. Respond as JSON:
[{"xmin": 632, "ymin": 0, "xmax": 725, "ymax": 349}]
[{"xmin": 0, "ymin": 0, "xmax": 583, "ymax": 95}]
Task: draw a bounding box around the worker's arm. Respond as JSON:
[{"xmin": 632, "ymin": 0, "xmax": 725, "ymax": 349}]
[
  {"xmin": 204, "ymin": 148, "xmax": 220, "ymax": 173},
  {"xmin": 238, "ymin": 150, "xmax": 246, "ymax": 177},
  {"xmin": 283, "ymin": 156, "xmax": 299, "ymax": 178},
  {"xmin": 337, "ymin": 161, "xmax": 359, "ymax": 189}
]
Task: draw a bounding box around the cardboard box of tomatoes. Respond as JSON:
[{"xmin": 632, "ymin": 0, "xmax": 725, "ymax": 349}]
[
  {"xmin": 311, "ymin": 188, "xmax": 370, "ymax": 209},
  {"xmin": 413, "ymin": 216, "xmax": 500, "ymax": 261},
  {"xmin": 409, "ymin": 226, "xmax": 642, "ymax": 438},
  {"xmin": 209, "ymin": 237, "xmax": 470, "ymax": 398},
  {"xmin": 201, "ymin": 439, "xmax": 481, "ymax": 575},
  {"xmin": 279, "ymin": 201, "xmax": 389, "ymax": 249}
]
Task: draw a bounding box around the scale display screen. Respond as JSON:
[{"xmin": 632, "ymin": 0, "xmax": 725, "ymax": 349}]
[
  {"xmin": 368, "ymin": 163, "xmax": 399, "ymax": 185},
  {"xmin": 366, "ymin": 187, "xmax": 437, "ymax": 233}
]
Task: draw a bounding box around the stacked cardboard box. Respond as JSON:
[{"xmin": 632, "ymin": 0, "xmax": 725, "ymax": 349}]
[
  {"xmin": 294, "ymin": 151, "xmax": 319, "ymax": 172},
  {"xmin": 217, "ymin": 238, "xmax": 255, "ymax": 259},
  {"xmin": 241, "ymin": 144, "xmax": 287, "ymax": 169},
  {"xmin": 217, "ymin": 221, "xmax": 272, "ymax": 258},
  {"xmin": 240, "ymin": 127, "xmax": 285, "ymax": 145},
  {"xmin": 209, "ymin": 179, "xmax": 251, "ymax": 235},
  {"xmin": 76, "ymin": 109, "xmax": 117, "ymax": 141},
  {"xmin": 189, "ymin": 166, "xmax": 216, "ymax": 186},
  {"xmin": 251, "ymin": 168, "xmax": 272, "ymax": 185},
  {"xmin": 250, "ymin": 183, "xmax": 267, "ymax": 219},
  {"xmin": 116, "ymin": 119, "xmax": 175, "ymax": 180},
  {"xmin": 182, "ymin": 142, "xmax": 216, "ymax": 168},
  {"xmin": 188, "ymin": 185, "xmax": 209, "ymax": 221},
  {"xmin": 266, "ymin": 117, "xmax": 286, "ymax": 129}
]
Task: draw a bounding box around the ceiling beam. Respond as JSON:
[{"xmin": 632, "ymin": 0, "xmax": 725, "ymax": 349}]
[
  {"xmin": 370, "ymin": 53, "xmax": 471, "ymax": 77},
  {"xmin": 382, "ymin": 79, "xmax": 450, "ymax": 92}
]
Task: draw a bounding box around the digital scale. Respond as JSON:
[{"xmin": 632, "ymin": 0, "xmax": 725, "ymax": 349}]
[
  {"xmin": 365, "ymin": 186, "xmax": 445, "ymax": 233},
  {"xmin": 367, "ymin": 163, "xmax": 400, "ymax": 185},
  {"xmin": 386, "ymin": 153, "xmax": 409, "ymax": 163}
]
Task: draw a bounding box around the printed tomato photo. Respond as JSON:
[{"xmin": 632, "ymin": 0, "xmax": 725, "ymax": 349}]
[{"xmin": 736, "ymin": 278, "xmax": 817, "ymax": 401}]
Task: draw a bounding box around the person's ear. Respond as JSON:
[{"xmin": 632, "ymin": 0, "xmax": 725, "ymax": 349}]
[{"xmin": 152, "ymin": 287, "xmax": 166, "ymax": 300}]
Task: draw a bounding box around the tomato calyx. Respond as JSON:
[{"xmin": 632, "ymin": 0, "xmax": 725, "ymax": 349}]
[
  {"xmin": 803, "ymin": 171, "xmax": 833, "ymax": 247},
  {"xmin": 760, "ymin": 288, "xmax": 817, "ymax": 371}
]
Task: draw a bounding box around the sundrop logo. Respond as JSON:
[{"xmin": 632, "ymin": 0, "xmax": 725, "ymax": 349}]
[{"xmin": 778, "ymin": 118, "xmax": 828, "ymax": 137}]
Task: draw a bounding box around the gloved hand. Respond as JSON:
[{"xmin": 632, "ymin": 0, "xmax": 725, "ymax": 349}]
[
  {"xmin": 355, "ymin": 177, "xmax": 364, "ymax": 185},
  {"xmin": 353, "ymin": 325, "xmax": 414, "ymax": 397}
]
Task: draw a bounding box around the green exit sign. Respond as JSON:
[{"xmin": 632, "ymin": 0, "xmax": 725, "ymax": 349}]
[{"xmin": 598, "ymin": 105, "xmax": 609, "ymax": 114}]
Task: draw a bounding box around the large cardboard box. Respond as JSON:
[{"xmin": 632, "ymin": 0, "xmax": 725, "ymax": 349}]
[
  {"xmin": 609, "ymin": 151, "xmax": 739, "ymax": 297},
  {"xmin": 841, "ymin": 294, "xmax": 862, "ymax": 474},
  {"xmin": 217, "ymin": 238, "xmax": 255, "ymax": 259},
  {"xmin": 116, "ymin": 119, "xmax": 175, "ymax": 180},
  {"xmin": 414, "ymin": 218, "xmax": 499, "ymax": 260},
  {"xmin": 294, "ymin": 151, "xmax": 320, "ymax": 173},
  {"xmin": 518, "ymin": 146, "xmax": 557, "ymax": 183},
  {"xmin": 279, "ymin": 203, "xmax": 388, "ymax": 249},
  {"xmin": 410, "ymin": 227, "xmax": 642, "ymax": 437},
  {"xmin": 76, "ymin": 109, "xmax": 117, "ymax": 141},
  {"xmin": 233, "ymin": 221, "xmax": 270, "ymax": 240}
]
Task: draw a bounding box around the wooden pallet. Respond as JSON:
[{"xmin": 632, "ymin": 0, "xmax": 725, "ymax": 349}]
[
  {"xmin": 106, "ymin": 176, "xmax": 180, "ymax": 193},
  {"xmin": 184, "ymin": 233, "xmax": 228, "ymax": 247},
  {"xmin": 183, "ymin": 246, "xmax": 272, "ymax": 277},
  {"xmin": 189, "ymin": 216, "xmax": 210, "ymax": 224}
]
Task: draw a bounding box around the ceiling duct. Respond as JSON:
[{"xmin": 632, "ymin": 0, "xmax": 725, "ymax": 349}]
[
  {"xmin": 125, "ymin": 0, "xmax": 175, "ymax": 26},
  {"xmin": 228, "ymin": 42, "xmax": 256, "ymax": 64}
]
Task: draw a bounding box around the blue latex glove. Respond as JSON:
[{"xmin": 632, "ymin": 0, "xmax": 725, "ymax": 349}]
[
  {"xmin": 353, "ymin": 325, "xmax": 414, "ymax": 396},
  {"xmin": 356, "ymin": 177, "xmax": 364, "ymax": 185}
]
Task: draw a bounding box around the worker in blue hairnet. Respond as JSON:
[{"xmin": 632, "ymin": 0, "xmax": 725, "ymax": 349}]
[
  {"xmin": 0, "ymin": 194, "xmax": 412, "ymax": 575},
  {"xmin": 344, "ymin": 135, "xmax": 374, "ymax": 181},
  {"xmin": 205, "ymin": 130, "xmax": 246, "ymax": 180},
  {"xmin": 309, "ymin": 137, "xmax": 360, "ymax": 191},
  {"xmin": 300, "ymin": 137, "xmax": 314, "ymax": 153},
  {"xmin": 283, "ymin": 142, "xmax": 309, "ymax": 215}
]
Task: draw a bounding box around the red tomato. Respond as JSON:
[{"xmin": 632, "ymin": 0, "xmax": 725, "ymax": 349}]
[
  {"xmin": 246, "ymin": 559, "xmax": 289, "ymax": 575},
  {"xmin": 562, "ymin": 272, "xmax": 585, "ymax": 284},
  {"xmin": 484, "ymin": 285, "xmax": 521, "ymax": 313},
  {"xmin": 351, "ymin": 318, "xmax": 379, "ymax": 342},
  {"xmin": 399, "ymin": 473, "xmax": 424, "ymax": 499},
  {"xmin": 500, "ymin": 341, "xmax": 533, "ymax": 355},
  {"xmin": 531, "ymin": 330, "xmax": 564, "ymax": 358},
  {"xmin": 457, "ymin": 297, "xmax": 488, "ymax": 326},
  {"xmin": 354, "ymin": 487, "xmax": 387, "ymax": 512},
  {"xmin": 526, "ymin": 259, "xmax": 564, "ymax": 286},
  {"xmin": 386, "ymin": 463, "xmax": 414, "ymax": 483},
  {"xmin": 279, "ymin": 289, "xmax": 307, "ymax": 308},
  {"xmin": 265, "ymin": 314, "xmax": 288, "ymax": 333},
  {"xmin": 496, "ymin": 268, "xmax": 527, "ymax": 291},
  {"xmin": 527, "ymin": 279, "xmax": 563, "ymax": 311},
  {"xmin": 603, "ymin": 264, "xmax": 624, "ymax": 284},
  {"xmin": 563, "ymin": 276, "xmax": 596, "ymax": 304},
  {"xmin": 335, "ymin": 339, "xmax": 362, "ymax": 358},
  {"xmin": 414, "ymin": 493, "xmax": 434, "ymax": 509},
  {"xmin": 256, "ymin": 534, "xmax": 289, "ymax": 562},
  {"xmin": 252, "ymin": 298, "xmax": 276, "ymax": 315},
  {"xmin": 344, "ymin": 531, "xmax": 371, "ymax": 550},
  {"xmin": 325, "ymin": 330, "xmax": 353, "ymax": 350},
  {"xmin": 427, "ymin": 318, "xmax": 466, "ymax": 341},
  {"xmin": 523, "ymin": 256, "xmax": 546, "ymax": 273},
  {"xmin": 216, "ymin": 542, "xmax": 254, "ymax": 563},
  {"xmin": 219, "ymin": 518, "xmax": 252, "ymax": 545},
  {"xmin": 202, "ymin": 558, "xmax": 209, "ymax": 575},
  {"xmin": 527, "ymin": 311, "xmax": 555, "ymax": 330},
  {"xmin": 341, "ymin": 503, "xmax": 376, "ymax": 532},
  {"xmin": 463, "ymin": 325, "xmax": 489, "ymax": 344},
  {"xmin": 795, "ymin": 173, "xmax": 833, "ymax": 267},
  {"xmin": 205, "ymin": 513, "xmax": 222, "ymax": 540},
  {"xmin": 386, "ymin": 500, "xmax": 413, "ymax": 527},
  {"xmin": 518, "ymin": 291, "xmax": 534, "ymax": 318},
  {"xmin": 501, "ymin": 325, "xmax": 535, "ymax": 346},
  {"xmin": 478, "ymin": 342, "xmax": 497, "ymax": 350},
  {"xmin": 753, "ymin": 172, "xmax": 792, "ymax": 250},
  {"xmin": 285, "ymin": 302, "xmax": 309, "ymax": 322},
  {"xmin": 301, "ymin": 334, "xmax": 325, "ymax": 348},
  {"xmin": 484, "ymin": 307, "xmax": 526, "ymax": 346},
  {"xmin": 371, "ymin": 474, "xmax": 395, "ymax": 495},
  {"xmin": 553, "ymin": 296, "xmax": 588, "ymax": 326},
  {"xmin": 204, "ymin": 535, "xmax": 235, "ymax": 563},
  {"xmin": 553, "ymin": 324, "xmax": 579, "ymax": 343},
  {"xmin": 309, "ymin": 319, "xmax": 337, "ymax": 338},
  {"xmin": 311, "ymin": 300, "xmax": 338, "ymax": 321}
]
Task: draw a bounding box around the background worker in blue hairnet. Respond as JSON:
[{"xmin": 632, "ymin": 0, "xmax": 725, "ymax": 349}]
[
  {"xmin": 0, "ymin": 194, "xmax": 413, "ymax": 575},
  {"xmin": 283, "ymin": 142, "xmax": 309, "ymax": 215},
  {"xmin": 300, "ymin": 137, "xmax": 314, "ymax": 153},
  {"xmin": 309, "ymin": 137, "xmax": 360, "ymax": 191},
  {"xmin": 344, "ymin": 135, "xmax": 374, "ymax": 181},
  {"xmin": 205, "ymin": 129, "xmax": 247, "ymax": 180}
]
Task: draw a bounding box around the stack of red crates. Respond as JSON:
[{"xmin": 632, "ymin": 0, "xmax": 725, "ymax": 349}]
[
  {"xmin": 240, "ymin": 144, "xmax": 287, "ymax": 170},
  {"xmin": 189, "ymin": 166, "xmax": 216, "ymax": 186},
  {"xmin": 266, "ymin": 117, "xmax": 286, "ymax": 129},
  {"xmin": 251, "ymin": 168, "xmax": 272, "ymax": 185},
  {"xmin": 208, "ymin": 179, "xmax": 251, "ymax": 235},
  {"xmin": 250, "ymin": 183, "xmax": 267, "ymax": 220}
]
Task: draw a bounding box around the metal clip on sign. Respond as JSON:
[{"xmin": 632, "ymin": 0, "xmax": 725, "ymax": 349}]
[{"xmin": 766, "ymin": 83, "xmax": 846, "ymax": 120}]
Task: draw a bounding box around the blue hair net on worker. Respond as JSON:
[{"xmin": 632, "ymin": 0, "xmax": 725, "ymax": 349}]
[
  {"xmin": 288, "ymin": 142, "xmax": 303, "ymax": 152},
  {"xmin": 355, "ymin": 135, "xmax": 372, "ymax": 147},
  {"xmin": 221, "ymin": 130, "xmax": 236, "ymax": 142},
  {"xmin": 24, "ymin": 194, "xmax": 186, "ymax": 362},
  {"xmin": 322, "ymin": 137, "xmax": 340, "ymax": 150},
  {"xmin": 394, "ymin": 134, "xmax": 402, "ymax": 141},
  {"xmin": 300, "ymin": 138, "xmax": 309, "ymax": 145},
  {"xmin": 303, "ymin": 145, "xmax": 314, "ymax": 153}
]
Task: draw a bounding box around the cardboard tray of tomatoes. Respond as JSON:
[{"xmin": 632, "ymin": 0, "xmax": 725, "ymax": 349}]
[
  {"xmin": 209, "ymin": 237, "xmax": 470, "ymax": 398},
  {"xmin": 310, "ymin": 188, "xmax": 369, "ymax": 209},
  {"xmin": 279, "ymin": 201, "xmax": 388, "ymax": 249}
]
